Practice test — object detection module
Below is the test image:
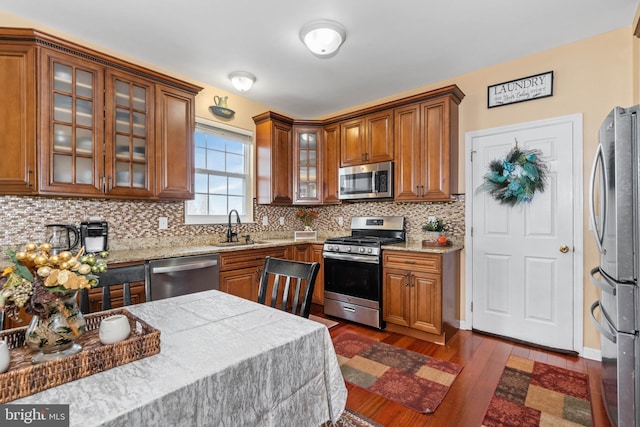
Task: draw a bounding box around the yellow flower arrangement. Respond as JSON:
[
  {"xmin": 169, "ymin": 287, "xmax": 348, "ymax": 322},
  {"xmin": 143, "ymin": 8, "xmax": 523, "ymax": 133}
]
[{"xmin": 0, "ymin": 242, "xmax": 106, "ymax": 323}]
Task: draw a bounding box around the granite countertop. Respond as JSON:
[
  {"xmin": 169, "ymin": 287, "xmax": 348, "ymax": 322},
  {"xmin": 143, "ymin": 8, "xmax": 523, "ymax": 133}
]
[
  {"xmin": 104, "ymin": 238, "xmax": 312, "ymax": 264},
  {"xmin": 382, "ymin": 240, "xmax": 464, "ymax": 254},
  {"xmin": 103, "ymin": 237, "xmax": 463, "ymax": 265}
]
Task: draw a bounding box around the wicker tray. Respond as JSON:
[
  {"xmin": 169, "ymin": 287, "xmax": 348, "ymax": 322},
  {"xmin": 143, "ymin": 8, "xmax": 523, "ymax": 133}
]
[{"xmin": 0, "ymin": 309, "xmax": 160, "ymax": 403}]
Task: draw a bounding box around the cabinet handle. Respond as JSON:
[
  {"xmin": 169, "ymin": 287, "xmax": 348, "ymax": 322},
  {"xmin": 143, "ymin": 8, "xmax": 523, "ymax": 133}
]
[
  {"xmin": 421, "ymin": 185, "xmax": 425, "ymax": 198},
  {"xmin": 404, "ymin": 260, "xmax": 416, "ymax": 264},
  {"xmin": 107, "ymin": 176, "xmax": 112, "ymax": 192},
  {"xmin": 404, "ymin": 272, "xmax": 410, "ymax": 287},
  {"xmin": 27, "ymin": 169, "xmax": 33, "ymax": 187},
  {"xmin": 255, "ymin": 268, "xmax": 262, "ymax": 282}
]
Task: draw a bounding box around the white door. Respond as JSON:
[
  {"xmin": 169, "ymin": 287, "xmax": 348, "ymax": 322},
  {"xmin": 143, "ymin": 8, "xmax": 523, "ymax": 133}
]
[{"xmin": 468, "ymin": 116, "xmax": 580, "ymax": 351}]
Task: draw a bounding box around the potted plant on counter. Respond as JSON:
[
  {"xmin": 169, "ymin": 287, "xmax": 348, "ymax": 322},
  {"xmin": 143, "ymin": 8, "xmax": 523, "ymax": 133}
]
[{"xmin": 421, "ymin": 217, "xmax": 450, "ymax": 245}]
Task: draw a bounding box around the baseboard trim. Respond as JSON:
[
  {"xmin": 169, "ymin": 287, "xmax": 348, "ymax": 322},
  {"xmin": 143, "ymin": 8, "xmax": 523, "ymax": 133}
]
[{"xmin": 580, "ymin": 346, "xmax": 602, "ymax": 361}]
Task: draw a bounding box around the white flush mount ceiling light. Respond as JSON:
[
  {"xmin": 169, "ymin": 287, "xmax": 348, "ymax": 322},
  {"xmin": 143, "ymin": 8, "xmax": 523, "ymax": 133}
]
[
  {"xmin": 300, "ymin": 20, "xmax": 346, "ymax": 57},
  {"xmin": 228, "ymin": 71, "xmax": 256, "ymax": 92}
]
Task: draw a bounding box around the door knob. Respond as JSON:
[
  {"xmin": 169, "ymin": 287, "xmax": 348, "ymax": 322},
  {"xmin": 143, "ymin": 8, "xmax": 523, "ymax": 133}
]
[{"xmin": 560, "ymin": 245, "xmax": 570, "ymax": 253}]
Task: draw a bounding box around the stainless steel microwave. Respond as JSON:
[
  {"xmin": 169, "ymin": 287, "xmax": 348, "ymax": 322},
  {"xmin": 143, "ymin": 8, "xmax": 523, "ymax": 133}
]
[{"xmin": 338, "ymin": 161, "xmax": 393, "ymax": 200}]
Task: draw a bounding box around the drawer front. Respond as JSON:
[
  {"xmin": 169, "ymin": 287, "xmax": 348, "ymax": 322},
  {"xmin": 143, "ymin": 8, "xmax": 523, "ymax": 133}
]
[
  {"xmin": 383, "ymin": 251, "xmax": 441, "ymax": 273},
  {"xmin": 219, "ymin": 247, "xmax": 288, "ymax": 271}
]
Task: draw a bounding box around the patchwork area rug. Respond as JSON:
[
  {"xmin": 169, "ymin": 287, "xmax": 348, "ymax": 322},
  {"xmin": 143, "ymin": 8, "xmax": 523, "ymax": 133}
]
[
  {"xmin": 481, "ymin": 355, "xmax": 593, "ymax": 427},
  {"xmin": 332, "ymin": 332, "xmax": 463, "ymax": 413},
  {"xmin": 320, "ymin": 408, "xmax": 382, "ymax": 427}
]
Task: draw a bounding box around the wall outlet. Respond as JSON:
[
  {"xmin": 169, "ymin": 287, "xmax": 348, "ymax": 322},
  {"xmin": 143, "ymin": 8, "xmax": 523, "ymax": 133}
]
[
  {"xmin": 279, "ymin": 217, "xmax": 285, "ymax": 226},
  {"xmin": 158, "ymin": 217, "xmax": 168, "ymax": 230},
  {"xmin": 262, "ymin": 216, "xmax": 269, "ymax": 226},
  {"xmin": 337, "ymin": 216, "xmax": 344, "ymax": 226}
]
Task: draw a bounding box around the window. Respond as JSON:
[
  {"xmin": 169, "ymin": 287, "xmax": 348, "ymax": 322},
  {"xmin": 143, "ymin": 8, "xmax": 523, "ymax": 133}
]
[{"xmin": 185, "ymin": 118, "xmax": 253, "ymax": 224}]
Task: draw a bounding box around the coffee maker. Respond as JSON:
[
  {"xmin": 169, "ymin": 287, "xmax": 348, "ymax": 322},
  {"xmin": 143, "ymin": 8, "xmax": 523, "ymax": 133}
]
[{"xmin": 80, "ymin": 221, "xmax": 108, "ymax": 253}]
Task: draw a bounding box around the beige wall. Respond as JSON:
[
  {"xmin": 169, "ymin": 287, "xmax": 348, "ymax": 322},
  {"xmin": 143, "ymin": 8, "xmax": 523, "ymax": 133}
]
[{"xmin": 1, "ymin": 8, "xmax": 636, "ymax": 351}]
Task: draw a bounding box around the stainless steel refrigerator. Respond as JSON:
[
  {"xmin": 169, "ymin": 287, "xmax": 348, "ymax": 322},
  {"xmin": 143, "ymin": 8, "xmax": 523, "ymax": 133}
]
[{"xmin": 589, "ymin": 105, "xmax": 640, "ymax": 427}]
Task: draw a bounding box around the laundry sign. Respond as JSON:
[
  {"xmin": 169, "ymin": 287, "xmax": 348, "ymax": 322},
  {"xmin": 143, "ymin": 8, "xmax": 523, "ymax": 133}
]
[{"xmin": 487, "ymin": 71, "xmax": 553, "ymax": 108}]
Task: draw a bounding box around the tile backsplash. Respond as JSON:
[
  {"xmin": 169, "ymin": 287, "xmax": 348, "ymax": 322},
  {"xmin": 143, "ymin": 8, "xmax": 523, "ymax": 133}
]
[{"xmin": 0, "ymin": 195, "xmax": 465, "ymax": 250}]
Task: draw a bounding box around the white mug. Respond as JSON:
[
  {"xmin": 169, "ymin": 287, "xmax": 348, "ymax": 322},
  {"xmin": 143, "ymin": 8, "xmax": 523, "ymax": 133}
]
[
  {"xmin": 99, "ymin": 315, "xmax": 131, "ymax": 345},
  {"xmin": 0, "ymin": 340, "xmax": 10, "ymax": 373}
]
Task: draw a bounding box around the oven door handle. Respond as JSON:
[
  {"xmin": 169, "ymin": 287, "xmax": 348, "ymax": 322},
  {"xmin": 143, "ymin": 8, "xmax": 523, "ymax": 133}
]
[{"xmin": 322, "ymin": 252, "xmax": 380, "ymax": 264}]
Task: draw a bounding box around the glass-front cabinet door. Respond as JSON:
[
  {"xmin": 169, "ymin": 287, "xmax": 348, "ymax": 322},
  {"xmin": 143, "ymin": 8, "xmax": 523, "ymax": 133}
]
[
  {"xmin": 104, "ymin": 70, "xmax": 154, "ymax": 197},
  {"xmin": 39, "ymin": 50, "xmax": 104, "ymax": 195},
  {"xmin": 293, "ymin": 126, "xmax": 322, "ymax": 204}
]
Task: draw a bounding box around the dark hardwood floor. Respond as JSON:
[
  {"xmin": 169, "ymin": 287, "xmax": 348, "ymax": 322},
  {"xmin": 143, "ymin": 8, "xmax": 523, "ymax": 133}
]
[{"xmin": 312, "ymin": 307, "xmax": 613, "ymax": 427}]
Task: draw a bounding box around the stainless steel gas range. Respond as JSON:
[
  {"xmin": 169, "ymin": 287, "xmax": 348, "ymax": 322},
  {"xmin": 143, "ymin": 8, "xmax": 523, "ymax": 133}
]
[{"xmin": 322, "ymin": 216, "xmax": 405, "ymax": 329}]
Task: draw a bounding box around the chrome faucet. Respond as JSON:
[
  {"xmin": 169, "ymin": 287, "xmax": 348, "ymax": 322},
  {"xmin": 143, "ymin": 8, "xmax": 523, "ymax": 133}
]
[{"xmin": 226, "ymin": 209, "xmax": 241, "ymax": 242}]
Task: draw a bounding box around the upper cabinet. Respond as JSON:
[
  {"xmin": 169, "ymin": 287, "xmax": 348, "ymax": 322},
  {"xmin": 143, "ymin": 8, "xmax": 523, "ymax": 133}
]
[
  {"xmin": 154, "ymin": 84, "xmax": 195, "ymax": 200},
  {"xmin": 254, "ymin": 112, "xmax": 294, "ymax": 205},
  {"xmin": 254, "ymin": 85, "xmax": 463, "ymax": 206},
  {"xmin": 340, "ymin": 110, "xmax": 393, "ymax": 166},
  {"xmin": 0, "ymin": 28, "xmax": 202, "ymax": 200},
  {"xmin": 0, "ymin": 44, "xmax": 37, "ymax": 194},
  {"xmin": 394, "ymin": 90, "xmax": 462, "ymax": 201},
  {"xmin": 321, "ymin": 124, "xmax": 340, "ymax": 204},
  {"xmin": 293, "ymin": 125, "xmax": 322, "ymax": 204},
  {"xmin": 254, "ymin": 112, "xmax": 342, "ymax": 206}
]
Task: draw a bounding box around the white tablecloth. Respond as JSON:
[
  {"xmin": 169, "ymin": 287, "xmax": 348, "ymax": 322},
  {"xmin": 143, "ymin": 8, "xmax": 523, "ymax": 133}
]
[{"xmin": 14, "ymin": 290, "xmax": 347, "ymax": 427}]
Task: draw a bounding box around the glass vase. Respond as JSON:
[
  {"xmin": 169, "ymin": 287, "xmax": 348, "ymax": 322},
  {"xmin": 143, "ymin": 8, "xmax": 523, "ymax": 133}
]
[{"xmin": 25, "ymin": 291, "xmax": 86, "ymax": 364}]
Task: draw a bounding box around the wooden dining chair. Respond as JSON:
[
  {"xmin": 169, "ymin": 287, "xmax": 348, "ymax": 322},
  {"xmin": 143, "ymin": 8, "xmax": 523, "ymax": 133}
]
[
  {"xmin": 257, "ymin": 256, "xmax": 320, "ymax": 319},
  {"xmin": 79, "ymin": 264, "xmax": 146, "ymax": 314}
]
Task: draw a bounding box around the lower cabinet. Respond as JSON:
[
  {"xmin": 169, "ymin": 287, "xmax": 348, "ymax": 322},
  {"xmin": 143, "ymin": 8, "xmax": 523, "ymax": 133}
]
[
  {"xmin": 86, "ymin": 281, "xmax": 146, "ymax": 313},
  {"xmin": 383, "ymin": 250, "xmax": 459, "ymax": 344},
  {"xmin": 218, "ymin": 246, "xmax": 289, "ymax": 302},
  {"xmin": 310, "ymin": 244, "xmax": 325, "ymax": 305}
]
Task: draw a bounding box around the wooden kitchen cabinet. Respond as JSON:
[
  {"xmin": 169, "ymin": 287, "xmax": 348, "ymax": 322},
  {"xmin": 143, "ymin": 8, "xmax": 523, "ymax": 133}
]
[
  {"xmin": 253, "ymin": 112, "xmax": 294, "ymax": 205},
  {"xmin": 310, "ymin": 244, "xmax": 325, "ymax": 305},
  {"xmin": 290, "ymin": 243, "xmax": 310, "ymax": 262},
  {"xmin": 0, "ymin": 44, "xmax": 37, "ymax": 195},
  {"xmin": 0, "ymin": 28, "xmax": 201, "ymax": 200},
  {"xmin": 252, "ymin": 85, "xmax": 464, "ymax": 205},
  {"xmin": 218, "ymin": 246, "xmax": 289, "ymax": 302},
  {"xmin": 394, "ymin": 90, "xmax": 462, "ymax": 202},
  {"xmin": 340, "ymin": 110, "xmax": 393, "ymax": 166},
  {"xmin": 322, "ymin": 124, "xmax": 341, "ymax": 204},
  {"xmin": 86, "ymin": 281, "xmax": 146, "ymax": 313},
  {"xmin": 383, "ymin": 250, "xmax": 459, "ymax": 344},
  {"xmin": 154, "ymin": 84, "xmax": 195, "ymax": 200},
  {"xmin": 293, "ymin": 125, "xmax": 322, "ymax": 204}
]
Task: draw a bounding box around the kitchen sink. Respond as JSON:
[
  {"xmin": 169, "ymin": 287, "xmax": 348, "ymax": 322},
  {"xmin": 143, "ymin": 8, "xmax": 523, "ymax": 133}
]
[{"xmin": 213, "ymin": 240, "xmax": 268, "ymax": 247}]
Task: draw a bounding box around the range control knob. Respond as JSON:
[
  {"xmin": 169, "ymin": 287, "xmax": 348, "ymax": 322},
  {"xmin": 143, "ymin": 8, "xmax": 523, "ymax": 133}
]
[
  {"xmin": 359, "ymin": 247, "xmax": 365, "ymax": 253},
  {"xmin": 367, "ymin": 248, "xmax": 373, "ymax": 254},
  {"xmin": 346, "ymin": 246, "xmax": 352, "ymax": 252}
]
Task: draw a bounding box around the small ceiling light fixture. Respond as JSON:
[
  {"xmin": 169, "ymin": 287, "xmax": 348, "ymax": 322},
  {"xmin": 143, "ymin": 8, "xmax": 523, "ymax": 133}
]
[
  {"xmin": 300, "ymin": 20, "xmax": 346, "ymax": 57},
  {"xmin": 228, "ymin": 71, "xmax": 256, "ymax": 92}
]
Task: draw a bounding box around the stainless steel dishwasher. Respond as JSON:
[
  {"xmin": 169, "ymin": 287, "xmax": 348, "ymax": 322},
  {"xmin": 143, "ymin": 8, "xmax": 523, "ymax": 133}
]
[{"xmin": 146, "ymin": 253, "xmax": 219, "ymax": 301}]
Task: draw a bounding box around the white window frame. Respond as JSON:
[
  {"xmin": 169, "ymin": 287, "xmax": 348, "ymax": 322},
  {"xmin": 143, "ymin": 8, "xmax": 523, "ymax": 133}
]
[{"xmin": 184, "ymin": 117, "xmax": 254, "ymax": 225}]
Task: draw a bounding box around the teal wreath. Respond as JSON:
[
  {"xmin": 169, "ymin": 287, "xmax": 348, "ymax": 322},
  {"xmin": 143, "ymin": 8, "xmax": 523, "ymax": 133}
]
[{"xmin": 479, "ymin": 147, "xmax": 548, "ymax": 206}]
